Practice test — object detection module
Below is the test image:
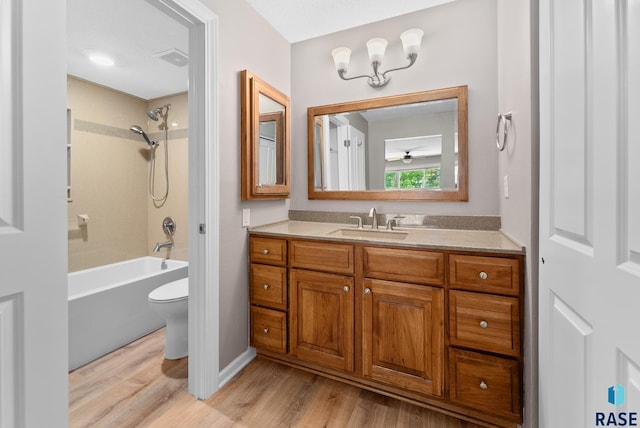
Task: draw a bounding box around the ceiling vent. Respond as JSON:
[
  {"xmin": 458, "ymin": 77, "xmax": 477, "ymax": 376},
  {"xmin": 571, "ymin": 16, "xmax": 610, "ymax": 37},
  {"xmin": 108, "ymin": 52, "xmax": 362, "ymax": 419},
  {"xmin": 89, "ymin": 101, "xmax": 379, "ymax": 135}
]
[{"xmin": 154, "ymin": 48, "xmax": 189, "ymax": 67}]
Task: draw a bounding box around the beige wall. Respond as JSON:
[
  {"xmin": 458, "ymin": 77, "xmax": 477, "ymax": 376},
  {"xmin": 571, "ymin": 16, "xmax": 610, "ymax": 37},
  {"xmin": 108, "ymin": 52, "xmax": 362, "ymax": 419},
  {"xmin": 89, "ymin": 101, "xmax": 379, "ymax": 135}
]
[
  {"xmin": 67, "ymin": 77, "xmax": 149, "ymax": 272},
  {"xmin": 67, "ymin": 77, "xmax": 189, "ymax": 272}
]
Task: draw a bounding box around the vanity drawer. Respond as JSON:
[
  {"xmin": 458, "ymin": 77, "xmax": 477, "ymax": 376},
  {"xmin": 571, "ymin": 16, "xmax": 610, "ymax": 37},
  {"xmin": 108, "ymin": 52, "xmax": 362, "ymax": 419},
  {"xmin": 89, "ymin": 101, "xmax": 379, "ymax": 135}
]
[
  {"xmin": 363, "ymin": 246, "xmax": 444, "ymax": 286},
  {"xmin": 449, "ymin": 290, "xmax": 520, "ymax": 356},
  {"xmin": 289, "ymin": 240, "xmax": 354, "ymax": 275},
  {"xmin": 250, "ymin": 264, "xmax": 287, "ymax": 310},
  {"xmin": 250, "ymin": 236, "xmax": 287, "ymax": 266},
  {"xmin": 449, "ymin": 254, "xmax": 520, "ymax": 296},
  {"xmin": 449, "ymin": 348, "xmax": 521, "ymax": 421},
  {"xmin": 251, "ymin": 306, "xmax": 287, "ymax": 354}
]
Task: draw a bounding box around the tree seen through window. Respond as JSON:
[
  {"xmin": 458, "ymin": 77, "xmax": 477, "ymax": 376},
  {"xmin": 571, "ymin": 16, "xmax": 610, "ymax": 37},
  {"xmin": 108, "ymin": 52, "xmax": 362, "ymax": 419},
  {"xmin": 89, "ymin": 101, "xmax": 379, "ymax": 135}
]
[{"xmin": 384, "ymin": 168, "xmax": 441, "ymax": 189}]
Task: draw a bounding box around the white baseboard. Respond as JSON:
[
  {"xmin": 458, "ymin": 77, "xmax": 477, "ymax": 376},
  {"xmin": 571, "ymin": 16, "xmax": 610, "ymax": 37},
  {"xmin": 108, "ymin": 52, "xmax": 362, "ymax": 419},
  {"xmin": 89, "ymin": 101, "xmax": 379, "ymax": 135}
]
[{"xmin": 218, "ymin": 347, "xmax": 256, "ymax": 388}]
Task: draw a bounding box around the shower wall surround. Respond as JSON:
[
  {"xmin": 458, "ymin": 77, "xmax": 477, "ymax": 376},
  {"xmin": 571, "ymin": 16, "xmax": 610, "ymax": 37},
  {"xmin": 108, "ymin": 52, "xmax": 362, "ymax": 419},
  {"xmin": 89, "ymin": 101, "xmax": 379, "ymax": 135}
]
[{"xmin": 67, "ymin": 76, "xmax": 188, "ymax": 272}]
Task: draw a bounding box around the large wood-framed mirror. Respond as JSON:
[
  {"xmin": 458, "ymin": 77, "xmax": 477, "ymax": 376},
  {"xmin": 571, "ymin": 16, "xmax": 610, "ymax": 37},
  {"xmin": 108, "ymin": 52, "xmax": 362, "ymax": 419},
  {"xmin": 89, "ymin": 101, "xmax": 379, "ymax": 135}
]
[
  {"xmin": 241, "ymin": 70, "xmax": 290, "ymax": 200},
  {"xmin": 307, "ymin": 86, "xmax": 468, "ymax": 201}
]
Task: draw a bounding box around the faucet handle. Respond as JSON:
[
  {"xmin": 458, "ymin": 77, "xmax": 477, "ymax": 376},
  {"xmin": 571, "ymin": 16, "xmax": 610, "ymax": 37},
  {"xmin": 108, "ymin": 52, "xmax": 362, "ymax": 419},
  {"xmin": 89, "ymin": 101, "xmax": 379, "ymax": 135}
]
[
  {"xmin": 386, "ymin": 215, "xmax": 405, "ymax": 230},
  {"xmin": 348, "ymin": 215, "xmax": 363, "ymax": 229}
]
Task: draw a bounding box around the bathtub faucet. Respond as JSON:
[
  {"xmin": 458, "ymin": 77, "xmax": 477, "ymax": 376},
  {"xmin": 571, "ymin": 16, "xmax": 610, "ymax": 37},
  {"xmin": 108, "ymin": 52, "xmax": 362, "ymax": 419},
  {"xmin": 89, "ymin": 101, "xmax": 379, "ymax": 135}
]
[{"xmin": 153, "ymin": 240, "xmax": 173, "ymax": 252}]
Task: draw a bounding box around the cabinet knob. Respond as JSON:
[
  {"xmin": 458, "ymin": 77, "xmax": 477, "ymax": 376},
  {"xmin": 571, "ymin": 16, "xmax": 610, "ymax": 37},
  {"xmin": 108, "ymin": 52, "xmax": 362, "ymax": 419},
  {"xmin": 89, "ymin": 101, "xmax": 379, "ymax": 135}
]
[
  {"xmin": 479, "ymin": 381, "xmax": 488, "ymax": 390},
  {"xmin": 262, "ymin": 249, "xmax": 269, "ymax": 255},
  {"xmin": 480, "ymin": 320, "xmax": 488, "ymax": 329},
  {"xmin": 364, "ymin": 288, "xmax": 371, "ymax": 295},
  {"xmin": 263, "ymin": 328, "xmax": 269, "ymax": 334},
  {"xmin": 343, "ymin": 285, "xmax": 350, "ymax": 293},
  {"xmin": 479, "ymin": 271, "xmax": 488, "ymax": 280},
  {"xmin": 263, "ymin": 284, "xmax": 270, "ymax": 290}
]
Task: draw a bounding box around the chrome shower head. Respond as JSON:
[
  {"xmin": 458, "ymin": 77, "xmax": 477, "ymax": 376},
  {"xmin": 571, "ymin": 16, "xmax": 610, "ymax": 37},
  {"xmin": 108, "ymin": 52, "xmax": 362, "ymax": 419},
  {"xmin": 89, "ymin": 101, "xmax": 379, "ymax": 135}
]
[
  {"xmin": 147, "ymin": 109, "xmax": 160, "ymax": 121},
  {"xmin": 146, "ymin": 103, "xmax": 172, "ymax": 122},
  {"xmin": 129, "ymin": 125, "xmax": 157, "ymax": 148}
]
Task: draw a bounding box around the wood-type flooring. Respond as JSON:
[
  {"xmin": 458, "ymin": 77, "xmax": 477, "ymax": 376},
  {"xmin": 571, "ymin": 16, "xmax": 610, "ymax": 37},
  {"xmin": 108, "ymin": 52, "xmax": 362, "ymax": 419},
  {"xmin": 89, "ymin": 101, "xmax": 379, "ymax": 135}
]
[{"xmin": 69, "ymin": 328, "xmax": 483, "ymax": 428}]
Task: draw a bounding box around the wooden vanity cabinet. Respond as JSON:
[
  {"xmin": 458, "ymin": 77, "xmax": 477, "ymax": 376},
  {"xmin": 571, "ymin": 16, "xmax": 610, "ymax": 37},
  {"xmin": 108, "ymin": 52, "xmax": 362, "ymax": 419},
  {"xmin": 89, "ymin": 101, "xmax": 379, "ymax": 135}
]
[
  {"xmin": 249, "ymin": 234, "xmax": 524, "ymax": 428},
  {"xmin": 249, "ymin": 237, "xmax": 288, "ymax": 354},
  {"xmin": 448, "ymin": 253, "xmax": 523, "ymax": 423}
]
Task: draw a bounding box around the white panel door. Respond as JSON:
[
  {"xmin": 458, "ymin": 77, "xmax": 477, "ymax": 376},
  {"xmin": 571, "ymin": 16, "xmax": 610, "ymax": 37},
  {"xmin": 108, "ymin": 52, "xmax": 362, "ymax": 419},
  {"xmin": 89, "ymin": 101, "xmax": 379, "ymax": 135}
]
[
  {"xmin": 258, "ymin": 137, "xmax": 276, "ymax": 186},
  {"xmin": 0, "ymin": 1, "xmax": 68, "ymax": 427},
  {"xmin": 540, "ymin": 0, "xmax": 640, "ymax": 426},
  {"xmin": 336, "ymin": 123, "xmax": 350, "ymax": 190},
  {"xmin": 348, "ymin": 126, "xmax": 366, "ymax": 191}
]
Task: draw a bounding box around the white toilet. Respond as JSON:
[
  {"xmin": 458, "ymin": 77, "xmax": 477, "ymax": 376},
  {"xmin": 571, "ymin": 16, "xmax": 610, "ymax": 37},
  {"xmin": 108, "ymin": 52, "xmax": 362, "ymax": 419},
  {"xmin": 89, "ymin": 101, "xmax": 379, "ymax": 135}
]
[{"xmin": 148, "ymin": 278, "xmax": 188, "ymax": 360}]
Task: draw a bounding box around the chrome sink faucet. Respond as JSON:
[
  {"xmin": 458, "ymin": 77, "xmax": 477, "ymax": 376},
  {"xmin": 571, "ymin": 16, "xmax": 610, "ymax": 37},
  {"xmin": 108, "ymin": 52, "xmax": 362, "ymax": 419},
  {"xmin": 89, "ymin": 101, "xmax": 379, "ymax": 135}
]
[
  {"xmin": 368, "ymin": 208, "xmax": 378, "ymax": 229},
  {"xmin": 153, "ymin": 240, "xmax": 173, "ymax": 252}
]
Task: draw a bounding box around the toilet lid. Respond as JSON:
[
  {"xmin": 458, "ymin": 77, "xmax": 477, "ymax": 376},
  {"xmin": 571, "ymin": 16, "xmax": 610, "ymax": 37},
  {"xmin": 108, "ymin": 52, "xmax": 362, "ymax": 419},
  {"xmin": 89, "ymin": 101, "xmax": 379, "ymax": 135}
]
[{"xmin": 149, "ymin": 278, "xmax": 189, "ymax": 303}]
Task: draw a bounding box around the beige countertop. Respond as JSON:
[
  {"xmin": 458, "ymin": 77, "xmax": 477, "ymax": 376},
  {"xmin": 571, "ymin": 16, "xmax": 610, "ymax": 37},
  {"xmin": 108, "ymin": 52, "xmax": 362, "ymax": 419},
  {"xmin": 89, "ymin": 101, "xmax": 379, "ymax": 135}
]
[{"xmin": 249, "ymin": 220, "xmax": 525, "ymax": 255}]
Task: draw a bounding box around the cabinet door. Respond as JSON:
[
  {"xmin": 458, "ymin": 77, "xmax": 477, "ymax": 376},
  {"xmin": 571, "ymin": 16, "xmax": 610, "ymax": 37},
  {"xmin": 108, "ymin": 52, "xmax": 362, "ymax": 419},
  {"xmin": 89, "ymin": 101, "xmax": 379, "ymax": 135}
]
[
  {"xmin": 362, "ymin": 279, "xmax": 444, "ymax": 397},
  {"xmin": 290, "ymin": 269, "xmax": 354, "ymax": 372}
]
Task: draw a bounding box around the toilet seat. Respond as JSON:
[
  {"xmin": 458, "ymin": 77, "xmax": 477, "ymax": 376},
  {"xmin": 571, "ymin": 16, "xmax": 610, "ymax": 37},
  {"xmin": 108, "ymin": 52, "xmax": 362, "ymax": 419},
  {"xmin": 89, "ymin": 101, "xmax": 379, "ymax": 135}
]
[{"xmin": 149, "ymin": 278, "xmax": 188, "ymax": 303}]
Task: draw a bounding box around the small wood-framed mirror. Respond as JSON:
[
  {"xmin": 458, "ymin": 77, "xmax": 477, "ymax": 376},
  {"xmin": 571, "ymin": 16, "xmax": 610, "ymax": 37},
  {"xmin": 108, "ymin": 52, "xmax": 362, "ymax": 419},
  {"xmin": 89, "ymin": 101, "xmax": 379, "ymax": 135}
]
[
  {"xmin": 241, "ymin": 70, "xmax": 291, "ymax": 200},
  {"xmin": 308, "ymin": 86, "xmax": 468, "ymax": 201}
]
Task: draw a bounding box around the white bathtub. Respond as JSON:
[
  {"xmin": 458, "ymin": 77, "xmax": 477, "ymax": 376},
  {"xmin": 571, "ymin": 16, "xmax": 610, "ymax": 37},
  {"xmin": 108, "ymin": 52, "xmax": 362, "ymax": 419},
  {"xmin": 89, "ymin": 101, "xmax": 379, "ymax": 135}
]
[{"xmin": 68, "ymin": 256, "xmax": 188, "ymax": 370}]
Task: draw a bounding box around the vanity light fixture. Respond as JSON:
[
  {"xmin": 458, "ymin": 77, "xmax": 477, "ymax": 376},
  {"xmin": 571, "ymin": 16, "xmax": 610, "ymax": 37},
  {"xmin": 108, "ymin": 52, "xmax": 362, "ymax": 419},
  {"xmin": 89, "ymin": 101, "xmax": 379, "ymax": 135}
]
[{"xmin": 331, "ymin": 28, "xmax": 424, "ymax": 88}]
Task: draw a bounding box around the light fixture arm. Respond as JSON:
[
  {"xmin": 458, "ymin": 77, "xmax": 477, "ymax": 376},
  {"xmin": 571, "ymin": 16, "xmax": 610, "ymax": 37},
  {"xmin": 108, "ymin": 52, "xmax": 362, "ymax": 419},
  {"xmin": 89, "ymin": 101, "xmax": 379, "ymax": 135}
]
[
  {"xmin": 337, "ymin": 55, "xmax": 417, "ymax": 88},
  {"xmin": 381, "ymin": 53, "xmax": 417, "ymax": 81},
  {"xmin": 336, "ymin": 69, "xmax": 373, "ymax": 82}
]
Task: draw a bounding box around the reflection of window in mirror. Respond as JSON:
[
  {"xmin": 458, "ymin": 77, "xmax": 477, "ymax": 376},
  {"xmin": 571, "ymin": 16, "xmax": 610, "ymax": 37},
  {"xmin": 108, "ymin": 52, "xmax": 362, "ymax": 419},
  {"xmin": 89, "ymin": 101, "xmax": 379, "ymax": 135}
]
[{"xmin": 383, "ymin": 132, "xmax": 458, "ymax": 190}]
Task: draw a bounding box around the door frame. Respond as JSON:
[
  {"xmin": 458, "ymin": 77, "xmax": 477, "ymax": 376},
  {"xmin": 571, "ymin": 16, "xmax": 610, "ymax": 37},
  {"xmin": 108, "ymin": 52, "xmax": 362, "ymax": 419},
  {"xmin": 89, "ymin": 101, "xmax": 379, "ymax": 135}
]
[{"xmin": 153, "ymin": 0, "xmax": 220, "ymax": 399}]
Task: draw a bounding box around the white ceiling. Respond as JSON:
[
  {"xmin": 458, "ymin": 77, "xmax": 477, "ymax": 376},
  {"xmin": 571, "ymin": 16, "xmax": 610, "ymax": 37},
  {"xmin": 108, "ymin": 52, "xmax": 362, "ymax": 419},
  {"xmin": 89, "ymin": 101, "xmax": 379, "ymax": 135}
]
[
  {"xmin": 67, "ymin": 0, "xmax": 454, "ymax": 100},
  {"xmin": 67, "ymin": 0, "xmax": 189, "ymax": 100},
  {"xmin": 245, "ymin": 0, "xmax": 457, "ymax": 43}
]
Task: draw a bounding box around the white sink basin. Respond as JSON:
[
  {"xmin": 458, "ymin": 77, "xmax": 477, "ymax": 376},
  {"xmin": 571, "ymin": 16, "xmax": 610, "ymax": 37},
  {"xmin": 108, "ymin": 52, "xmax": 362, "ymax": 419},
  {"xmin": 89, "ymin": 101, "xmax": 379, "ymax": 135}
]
[{"xmin": 326, "ymin": 228, "xmax": 409, "ymax": 241}]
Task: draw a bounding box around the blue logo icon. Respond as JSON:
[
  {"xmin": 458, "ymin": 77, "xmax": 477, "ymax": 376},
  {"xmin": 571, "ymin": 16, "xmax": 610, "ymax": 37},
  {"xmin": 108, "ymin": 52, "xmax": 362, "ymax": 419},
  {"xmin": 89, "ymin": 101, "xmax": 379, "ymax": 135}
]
[{"xmin": 608, "ymin": 384, "xmax": 625, "ymax": 407}]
